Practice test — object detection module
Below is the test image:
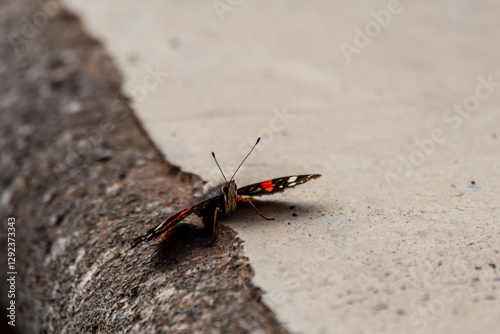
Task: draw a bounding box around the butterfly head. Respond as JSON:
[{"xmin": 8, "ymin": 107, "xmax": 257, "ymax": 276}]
[{"xmin": 212, "ymin": 138, "xmax": 260, "ymax": 214}]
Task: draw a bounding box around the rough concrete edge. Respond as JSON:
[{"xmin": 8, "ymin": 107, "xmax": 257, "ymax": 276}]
[{"xmin": 0, "ymin": 1, "xmax": 289, "ymax": 333}]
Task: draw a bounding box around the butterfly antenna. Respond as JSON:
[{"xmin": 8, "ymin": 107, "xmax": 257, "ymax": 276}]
[
  {"xmin": 229, "ymin": 137, "xmax": 261, "ymax": 182},
  {"xmin": 212, "ymin": 152, "xmax": 228, "ymax": 183}
]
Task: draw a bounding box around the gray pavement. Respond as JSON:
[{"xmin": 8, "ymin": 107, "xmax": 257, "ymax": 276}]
[{"xmin": 66, "ymin": 1, "xmax": 500, "ymax": 332}]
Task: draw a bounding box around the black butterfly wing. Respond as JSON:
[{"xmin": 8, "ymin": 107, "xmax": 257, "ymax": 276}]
[
  {"xmin": 130, "ymin": 196, "xmax": 218, "ymax": 248},
  {"xmin": 238, "ymin": 174, "xmax": 321, "ymax": 197}
]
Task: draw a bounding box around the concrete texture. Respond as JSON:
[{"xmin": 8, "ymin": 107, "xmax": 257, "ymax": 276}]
[
  {"xmin": 0, "ymin": 2, "xmax": 288, "ymax": 332},
  {"xmin": 65, "ymin": 0, "xmax": 499, "ymax": 333}
]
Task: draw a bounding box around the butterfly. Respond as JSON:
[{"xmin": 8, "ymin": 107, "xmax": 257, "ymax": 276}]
[{"xmin": 131, "ymin": 138, "xmax": 321, "ymax": 248}]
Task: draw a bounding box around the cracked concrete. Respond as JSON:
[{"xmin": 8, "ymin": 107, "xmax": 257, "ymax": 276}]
[{"xmin": 65, "ymin": 0, "xmax": 500, "ymax": 333}]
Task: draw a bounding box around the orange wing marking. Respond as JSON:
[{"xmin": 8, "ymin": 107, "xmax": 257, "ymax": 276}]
[
  {"xmin": 158, "ymin": 207, "xmax": 191, "ymax": 233},
  {"xmin": 260, "ymin": 180, "xmax": 275, "ymax": 192}
]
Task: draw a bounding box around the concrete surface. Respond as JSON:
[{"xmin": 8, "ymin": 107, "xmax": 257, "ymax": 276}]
[
  {"xmin": 1, "ymin": 2, "xmax": 291, "ymax": 332},
  {"xmin": 65, "ymin": 0, "xmax": 499, "ymax": 333}
]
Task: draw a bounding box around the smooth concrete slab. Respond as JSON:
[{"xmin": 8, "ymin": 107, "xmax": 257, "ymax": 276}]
[{"xmin": 65, "ymin": 1, "xmax": 500, "ymax": 333}]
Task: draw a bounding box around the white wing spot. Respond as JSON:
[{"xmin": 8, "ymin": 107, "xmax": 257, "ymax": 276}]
[
  {"xmin": 288, "ymin": 176, "xmax": 298, "ymax": 182},
  {"xmin": 288, "ymin": 182, "xmax": 297, "ymax": 187}
]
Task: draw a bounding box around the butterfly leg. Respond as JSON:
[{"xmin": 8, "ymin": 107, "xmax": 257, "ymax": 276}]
[
  {"xmin": 210, "ymin": 208, "xmax": 220, "ymax": 246},
  {"xmin": 247, "ymin": 200, "xmax": 274, "ymax": 221}
]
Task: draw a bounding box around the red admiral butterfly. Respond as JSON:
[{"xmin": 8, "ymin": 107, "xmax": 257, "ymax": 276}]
[{"xmin": 131, "ymin": 138, "xmax": 321, "ymax": 248}]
